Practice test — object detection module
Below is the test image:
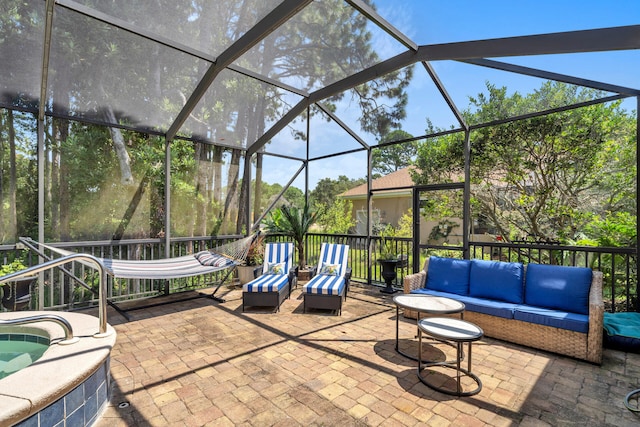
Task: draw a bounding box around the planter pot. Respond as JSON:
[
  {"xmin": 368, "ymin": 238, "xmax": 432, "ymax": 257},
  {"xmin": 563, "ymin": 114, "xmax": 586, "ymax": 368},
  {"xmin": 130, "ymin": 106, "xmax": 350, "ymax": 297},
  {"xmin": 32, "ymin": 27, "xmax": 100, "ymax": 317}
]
[
  {"xmin": 1, "ymin": 276, "xmax": 36, "ymax": 311},
  {"xmin": 378, "ymin": 259, "xmax": 400, "ymax": 294},
  {"xmin": 237, "ymin": 266, "xmax": 261, "ymax": 285},
  {"xmin": 297, "ymin": 266, "xmax": 317, "ymax": 282}
]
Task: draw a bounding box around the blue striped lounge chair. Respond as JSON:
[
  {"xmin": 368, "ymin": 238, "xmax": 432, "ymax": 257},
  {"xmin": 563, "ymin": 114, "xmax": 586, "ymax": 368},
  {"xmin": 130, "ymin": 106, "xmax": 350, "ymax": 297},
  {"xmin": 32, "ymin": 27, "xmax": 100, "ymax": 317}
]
[
  {"xmin": 302, "ymin": 243, "xmax": 351, "ymax": 315},
  {"xmin": 242, "ymin": 242, "xmax": 295, "ymax": 312}
]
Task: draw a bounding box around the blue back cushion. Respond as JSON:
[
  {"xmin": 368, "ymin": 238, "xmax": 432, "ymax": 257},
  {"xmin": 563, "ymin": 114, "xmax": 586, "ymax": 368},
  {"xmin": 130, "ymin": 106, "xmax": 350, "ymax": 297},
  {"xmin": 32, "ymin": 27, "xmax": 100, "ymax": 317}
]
[
  {"xmin": 525, "ymin": 264, "xmax": 593, "ymax": 314},
  {"xmin": 425, "ymin": 257, "xmax": 470, "ymax": 295},
  {"xmin": 469, "ymin": 259, "xmax": 524, "ymax": 304}
]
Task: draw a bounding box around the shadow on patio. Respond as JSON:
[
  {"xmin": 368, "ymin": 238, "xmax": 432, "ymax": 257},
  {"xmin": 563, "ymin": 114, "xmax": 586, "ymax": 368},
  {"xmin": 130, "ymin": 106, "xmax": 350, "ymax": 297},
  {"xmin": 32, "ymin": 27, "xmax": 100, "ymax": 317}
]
[{"xmin": 93, "ymin": 284, "xmax": 640, "ymax": 426}]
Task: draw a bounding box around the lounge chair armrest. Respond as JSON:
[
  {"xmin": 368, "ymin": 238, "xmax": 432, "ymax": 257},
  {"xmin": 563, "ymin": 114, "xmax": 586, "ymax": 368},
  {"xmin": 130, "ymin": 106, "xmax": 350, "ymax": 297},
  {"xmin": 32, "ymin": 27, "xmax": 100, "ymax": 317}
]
[
  {"xmin": 288, "ymin": 265, "xmax": 298, "ymax": 286},
  {"xmin": 344, "ymin": 267, "xmax": 352, "ymax": 285},
  {"xmin": 252, "ymin": 265, "xmax": 262, "ymax": 279},
  {"xmin": 308, "ymin": 265, "xmax": 318, "ymax": 278},
  {"xmin": 289, "ymin": 265, "xmax": 299, "ymax": 278}
]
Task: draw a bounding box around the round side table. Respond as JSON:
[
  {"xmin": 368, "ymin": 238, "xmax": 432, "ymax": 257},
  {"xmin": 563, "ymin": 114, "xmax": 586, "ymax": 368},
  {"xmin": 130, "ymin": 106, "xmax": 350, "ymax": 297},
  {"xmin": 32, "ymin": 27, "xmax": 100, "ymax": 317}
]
[
  {"xmin": 393, "ymin": 294, "xmax": 465, "ymax": 361},
  {"xmin": 417, "ymin": 317, "xmax": 483, "ymax": 396}
]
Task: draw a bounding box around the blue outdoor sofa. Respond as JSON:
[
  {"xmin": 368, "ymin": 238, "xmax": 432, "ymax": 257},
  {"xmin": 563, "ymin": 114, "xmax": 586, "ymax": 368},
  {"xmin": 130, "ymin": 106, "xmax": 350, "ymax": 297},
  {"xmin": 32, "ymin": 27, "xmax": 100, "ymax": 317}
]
[{"xmin": 403, "ymin": 256, "xmax": 604, "ymax": 364}]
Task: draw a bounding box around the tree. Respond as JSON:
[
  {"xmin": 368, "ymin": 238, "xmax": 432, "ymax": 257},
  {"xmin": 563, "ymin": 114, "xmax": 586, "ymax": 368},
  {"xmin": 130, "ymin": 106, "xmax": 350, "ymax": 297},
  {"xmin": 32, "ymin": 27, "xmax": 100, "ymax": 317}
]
[
  {"xmin": 2, "ymin": 1, "xmax": 414, "ymax": 242},
  {"xmin": 310, "ymin": 175, "xmax": 365, "ymax": 211},
  {"xmin": 412, "ymin": 81, "xmax": 636, "ymax": 245},
  {"xmin": 317, "ymin": 199, "xmax": 355, "ymax": 234},
  {"xmin": 372, "ymin": 130, "xmax": 418, "ymax": 176}
]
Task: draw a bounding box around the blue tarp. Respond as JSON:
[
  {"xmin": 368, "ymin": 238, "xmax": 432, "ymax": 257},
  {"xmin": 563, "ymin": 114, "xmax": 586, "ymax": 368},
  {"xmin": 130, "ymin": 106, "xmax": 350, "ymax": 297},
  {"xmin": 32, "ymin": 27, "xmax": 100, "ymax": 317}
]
[{"xmin": 603, "ymin": 312, "xmax": 640, "ymax": 353}]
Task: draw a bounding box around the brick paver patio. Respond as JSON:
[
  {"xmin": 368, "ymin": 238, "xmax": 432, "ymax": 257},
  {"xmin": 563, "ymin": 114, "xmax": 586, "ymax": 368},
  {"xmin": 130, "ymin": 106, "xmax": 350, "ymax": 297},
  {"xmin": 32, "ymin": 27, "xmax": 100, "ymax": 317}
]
[{"xmin": 94, "ymin": 283, "xmax": 640, "ymax": 426}]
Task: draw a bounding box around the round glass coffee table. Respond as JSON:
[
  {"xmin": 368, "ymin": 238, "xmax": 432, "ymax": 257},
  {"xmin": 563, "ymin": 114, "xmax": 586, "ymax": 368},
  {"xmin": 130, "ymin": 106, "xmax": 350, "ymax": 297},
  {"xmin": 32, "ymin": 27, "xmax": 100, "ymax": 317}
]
[
  {"xmin": 417, "ymin": 317, "xmax": 483, "ymax": 396},
  {"xmin": 392, "ymin": 294, "xmax": 465, "ymax": 361}
]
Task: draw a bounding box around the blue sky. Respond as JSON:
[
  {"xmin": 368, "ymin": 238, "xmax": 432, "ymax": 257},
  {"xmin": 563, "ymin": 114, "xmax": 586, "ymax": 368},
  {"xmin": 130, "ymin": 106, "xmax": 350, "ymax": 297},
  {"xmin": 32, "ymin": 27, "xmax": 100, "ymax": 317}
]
[{"xmin": 262, "ymin": 0, "xmax": 640, "ymax": 190}]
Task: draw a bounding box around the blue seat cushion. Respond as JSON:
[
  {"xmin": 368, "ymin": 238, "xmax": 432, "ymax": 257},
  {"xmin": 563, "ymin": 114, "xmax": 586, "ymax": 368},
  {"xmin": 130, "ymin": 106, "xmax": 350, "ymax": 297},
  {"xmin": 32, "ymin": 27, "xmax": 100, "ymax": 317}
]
[
  {"xmin": 243, "ymin": 274, "xmax": 289, "ymax": 293},
  {"xmin": 425, "ymin": 257, "xmax": 471, "ymax": 295},
  {"xmin": 514, "ymin": 305, "xmax": 589, "ymax": 333},
  {"xmin": 469, "ymin": 259, "xmax": 524, "ymax": 304},
  {"xmin": 525, "ymin": 264, "xmax": 592, "ymax": 314},
  {"xmin": 410, "ymin": 288, "xmax": 516, "ymax": 319},
  {"xmin": 303, "ymin": 275, "xmax": 345, "ymax": 296}
]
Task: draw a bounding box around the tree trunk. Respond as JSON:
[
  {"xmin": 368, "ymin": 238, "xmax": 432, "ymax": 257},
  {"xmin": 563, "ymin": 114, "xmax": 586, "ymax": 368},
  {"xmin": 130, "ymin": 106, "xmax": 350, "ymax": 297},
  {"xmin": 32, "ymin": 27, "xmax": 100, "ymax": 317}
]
[
  {"xmin": 102, "ymin": 107, "xmax": 134, "ymax": 186},
  {"xmin": 248, "ymin": 37, "xmax": 274, "ymax": 225},
  {"xmin": 254, "ymin": 152, "xmax": 263, "ymax": 223},
  {"xmin": 7, "ymin": 109, "xmax": 17, "ymax": 242},
  {"xmin": 194, "ymin": 143, "xmax": 209, "ymax": 237},
  {"xmin": 213, "ymin": 146, "xmax": 223, "ymax": 206},
  {"xmin": 0, "ymin": 111, "xmax": 4, "ymax": 242},
  {"xmin": 57, "ymin": 118, "xmax": 71, "ymax": 241},
  {"xmin": 49, "ymin": 121, "xmax": 60, "ymax": 238},
  {"xmin": 206, "ymin": 146, "xmax": 222, "ymax": 236},
  {"xmin": 222, "ymin": 149, "xmax": 241, "ymax": 234}
]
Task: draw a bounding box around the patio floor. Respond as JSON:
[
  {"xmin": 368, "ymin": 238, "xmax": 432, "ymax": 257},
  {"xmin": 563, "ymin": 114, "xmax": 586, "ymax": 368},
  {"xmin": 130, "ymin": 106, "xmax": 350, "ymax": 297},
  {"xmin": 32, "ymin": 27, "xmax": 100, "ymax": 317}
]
[{"xmin": 92, "ymin": 283, "xmax": 640, "ymax": 426}]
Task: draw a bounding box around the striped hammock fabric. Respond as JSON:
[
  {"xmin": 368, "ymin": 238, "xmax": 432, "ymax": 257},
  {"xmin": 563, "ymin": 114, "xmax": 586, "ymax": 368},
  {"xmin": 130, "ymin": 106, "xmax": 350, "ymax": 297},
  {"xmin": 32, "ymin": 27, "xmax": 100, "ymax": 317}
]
[{"xmin": 19, "ymin": 235, "xmax": 256, "ymax": 280}]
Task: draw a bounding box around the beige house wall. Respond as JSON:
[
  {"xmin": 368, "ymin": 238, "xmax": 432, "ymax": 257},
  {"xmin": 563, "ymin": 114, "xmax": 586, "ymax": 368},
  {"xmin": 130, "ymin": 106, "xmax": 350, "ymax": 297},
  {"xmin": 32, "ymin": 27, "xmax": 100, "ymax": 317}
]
[{"xmin": 349, "ymin": 198, "xmax": 496, "ymax": 244}]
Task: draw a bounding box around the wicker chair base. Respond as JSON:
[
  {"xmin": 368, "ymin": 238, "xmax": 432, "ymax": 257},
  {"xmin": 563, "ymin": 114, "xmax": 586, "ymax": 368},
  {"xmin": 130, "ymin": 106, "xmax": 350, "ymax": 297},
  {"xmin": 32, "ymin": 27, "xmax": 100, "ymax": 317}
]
[
  {"xmin": 304, "ymin": 292, "xmax": 344, "ymax": 315},
  {"xmin": 242, "ymin": 282, "xmax": 290, "ymax": 313}
]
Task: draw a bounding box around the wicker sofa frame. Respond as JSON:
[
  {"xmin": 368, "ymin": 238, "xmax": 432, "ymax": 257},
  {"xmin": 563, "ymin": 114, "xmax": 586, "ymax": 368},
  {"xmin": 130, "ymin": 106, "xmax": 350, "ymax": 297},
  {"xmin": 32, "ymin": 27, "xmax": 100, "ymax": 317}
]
[{"xmin": 403, "ymin": 259, "xmax": 604, "ymax": 364}]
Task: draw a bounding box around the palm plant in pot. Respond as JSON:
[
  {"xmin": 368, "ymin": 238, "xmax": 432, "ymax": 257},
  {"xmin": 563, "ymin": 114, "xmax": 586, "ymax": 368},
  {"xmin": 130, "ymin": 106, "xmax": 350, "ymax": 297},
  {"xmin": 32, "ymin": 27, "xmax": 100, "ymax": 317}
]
[{"xmin": 263, "ymin": 203, "xmax": 318, "ymax": 279}]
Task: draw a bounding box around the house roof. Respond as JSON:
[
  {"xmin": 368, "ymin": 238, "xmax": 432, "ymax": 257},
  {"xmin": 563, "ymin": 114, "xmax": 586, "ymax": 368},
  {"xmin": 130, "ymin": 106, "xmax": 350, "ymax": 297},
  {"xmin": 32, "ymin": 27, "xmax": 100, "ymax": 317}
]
[{"xmin": 340, "ymin": 167, "xmax": 416, "ymax": 198}]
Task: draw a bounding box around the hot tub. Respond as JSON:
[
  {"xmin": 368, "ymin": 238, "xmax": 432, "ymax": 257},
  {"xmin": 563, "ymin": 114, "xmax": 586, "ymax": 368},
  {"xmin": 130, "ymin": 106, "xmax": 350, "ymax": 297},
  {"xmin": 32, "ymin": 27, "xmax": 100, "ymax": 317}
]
[{"xmin": 0, "ymin": 311, "xmax": 116, "ymax": 426}]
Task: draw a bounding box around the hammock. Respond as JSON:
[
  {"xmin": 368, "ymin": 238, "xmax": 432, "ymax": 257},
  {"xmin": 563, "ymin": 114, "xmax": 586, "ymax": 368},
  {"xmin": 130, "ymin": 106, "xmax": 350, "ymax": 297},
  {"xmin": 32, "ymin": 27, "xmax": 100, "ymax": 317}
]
[
  {"xmin": 20, "ymin": 235, "xmax": 255, "ymax": 280},
  {"xmin": 18, "ymin": 234, "xmax": 258, "ymax": 314}
]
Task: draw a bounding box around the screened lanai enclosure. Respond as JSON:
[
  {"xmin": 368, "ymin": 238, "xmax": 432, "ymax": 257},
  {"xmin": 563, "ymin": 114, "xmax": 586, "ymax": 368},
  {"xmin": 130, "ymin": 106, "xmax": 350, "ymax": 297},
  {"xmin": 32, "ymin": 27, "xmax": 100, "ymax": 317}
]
[{"xmin": 1, "ymin": 1, "xmax": 639, "ymax": 311}]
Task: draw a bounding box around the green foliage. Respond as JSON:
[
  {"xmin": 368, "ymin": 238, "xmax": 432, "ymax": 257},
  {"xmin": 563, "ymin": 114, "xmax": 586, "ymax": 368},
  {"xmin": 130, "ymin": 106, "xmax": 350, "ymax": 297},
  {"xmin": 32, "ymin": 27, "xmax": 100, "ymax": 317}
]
[
  {"xmin": 377, "ymin": 224, "xmax": 399, "ymax": 260},
  {"xmin": 316, "ymin": 199, "xmax": 354, "ymax": 234},
  {"xmin": 0, "ymin": 259, "xmax": 27, "ymax": 276},
  {"xmin": 263, "ymin": 203, "xmax": 318, "ymax": 266},
  {"xmin": 396, "ymin": 210, "xmax": 413, "ymax": 238},
  {"xmin": 583, "ymin": 212, "xmax": 637, "ymax": 247},
  {"xmin": 310, "ymin": 175, "xmax": 366, "ymax": 210},
  {"xmin": 3, "ymin": 0, "xmax": 414, "ymax": 243},
  {"xmin": 245, "ymin": 234, "xmax": 265, "ymax": 266},
  {"xmin": 412, "ymin": 81, "xmax": 636, "ymax": 247}
]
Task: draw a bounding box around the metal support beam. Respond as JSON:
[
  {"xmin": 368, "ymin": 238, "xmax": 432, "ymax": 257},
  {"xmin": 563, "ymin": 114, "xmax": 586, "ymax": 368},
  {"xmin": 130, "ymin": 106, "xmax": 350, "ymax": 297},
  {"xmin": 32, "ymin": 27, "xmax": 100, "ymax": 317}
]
[
  {"xmin": 167, "ymin": 0, "xmax": 313, "ymax": 141},
  {"xmin": 422, "ymin": 61, "xmax": 468, "ymax": 130},
  {"xmin": 162, "ymin": 137, "xmax": 171, "ymax": 309},
  {"xmin": 418, "ymin": 25, "xmax": 640, "ymax": 61},
  {"xmin": 367, "ymin": 147, "xmax": 374, "ymax": 286},
  {"xmin": 247, "ymin": 98, "xmax": 311, "ymax": 157},
  {"xmin": 242, "ymin": 153, "xmax": 253, "ymax": 234},
  {"xmin": 39, "ymin": 0, "xmax": 55, "ymax": 121},
  {"xmin": 310, "ymin": 25, "xmax": 640, "ymax": 107},
  {"xmin": 462, "ymin": 58, "xmax": 640, "ymax": 96},
  {"xmin": 253, "ymin": 163, "xmax": 306, "ymax": 230},
  {"xmin": 305, "ymin": 105, "xmax": 311, "ymax": 207},
  {"xmin": 316, "ymin": 102, "xmax": 370, "ymax": 149},
  {"xmin": 469, "ymin": 94, "xmax": 629, "ymax": 130},
  {"xmin": 37, "ymin": 0, "xmax": 55, "ymax": 309},
  {"xmin": 463, "ymin": 130, "xmax": 471, "ymax": 259},
  {"xmin": 346, "ymin": 0, "xmax": 418, "ymax": 51}
]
